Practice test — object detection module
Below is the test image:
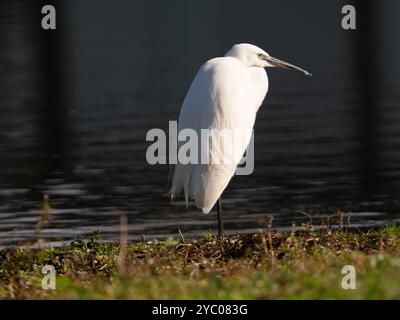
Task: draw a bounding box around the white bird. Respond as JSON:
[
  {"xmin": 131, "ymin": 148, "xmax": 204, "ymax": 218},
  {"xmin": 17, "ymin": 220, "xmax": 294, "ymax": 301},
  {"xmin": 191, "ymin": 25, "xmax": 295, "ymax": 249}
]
[{"xmin": 169, "ymin": 43, "xmax": 311, "ymax": 238}]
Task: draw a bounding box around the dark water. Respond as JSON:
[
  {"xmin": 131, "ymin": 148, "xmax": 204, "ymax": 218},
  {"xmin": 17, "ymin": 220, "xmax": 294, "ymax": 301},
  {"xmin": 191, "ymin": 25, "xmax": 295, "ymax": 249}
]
[{"xmin": 0, "ymin": 0, "xmax": 399, "ymax": 246}]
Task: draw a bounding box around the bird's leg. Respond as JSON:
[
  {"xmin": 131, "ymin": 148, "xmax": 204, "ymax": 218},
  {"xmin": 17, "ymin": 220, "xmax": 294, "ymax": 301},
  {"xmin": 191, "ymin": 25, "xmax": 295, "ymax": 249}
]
[{"xmin": 217, "ymin": 197, "xmax": 224, "ymax": 240}]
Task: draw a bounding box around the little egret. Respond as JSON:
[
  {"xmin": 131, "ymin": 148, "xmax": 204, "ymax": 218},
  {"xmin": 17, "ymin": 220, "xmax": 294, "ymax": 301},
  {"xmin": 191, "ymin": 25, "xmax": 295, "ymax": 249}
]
[{"xmin": 169, "ymin": 43, "xmax": 311, "ymax": 239}]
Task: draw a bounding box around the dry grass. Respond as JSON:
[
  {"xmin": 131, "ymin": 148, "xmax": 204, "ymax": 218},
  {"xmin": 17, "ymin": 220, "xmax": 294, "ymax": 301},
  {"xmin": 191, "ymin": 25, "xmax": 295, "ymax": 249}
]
[{"xmin": 0, "ymin": 224, "xmax": 399, "ymax": 299}]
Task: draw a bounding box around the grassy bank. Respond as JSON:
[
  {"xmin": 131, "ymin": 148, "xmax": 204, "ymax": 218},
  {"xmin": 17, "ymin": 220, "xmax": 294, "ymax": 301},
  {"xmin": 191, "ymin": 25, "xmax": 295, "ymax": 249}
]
[{"xmin": 1, "ymin": 224, "xmax": 400, "ymax": 299}]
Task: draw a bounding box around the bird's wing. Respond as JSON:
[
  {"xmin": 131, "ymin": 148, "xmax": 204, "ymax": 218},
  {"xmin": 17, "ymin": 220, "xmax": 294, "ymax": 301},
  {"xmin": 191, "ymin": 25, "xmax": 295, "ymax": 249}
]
[{"xmin": 170, "ymin": 57, "xmax": 267, "ymax": 213}]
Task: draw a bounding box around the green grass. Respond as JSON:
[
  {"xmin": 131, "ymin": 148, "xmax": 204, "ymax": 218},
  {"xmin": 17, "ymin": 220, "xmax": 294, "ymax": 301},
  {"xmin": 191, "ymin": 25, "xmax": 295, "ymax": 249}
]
[{"xmin": 1, "ymin": 225, "xmax": 400, "ymax": 299}]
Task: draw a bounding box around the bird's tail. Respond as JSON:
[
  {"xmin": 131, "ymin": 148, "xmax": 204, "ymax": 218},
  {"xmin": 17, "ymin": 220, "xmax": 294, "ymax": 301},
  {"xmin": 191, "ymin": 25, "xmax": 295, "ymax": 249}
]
[{"xmin": 166, "ymin": 163, "xmax": 192, "ymax": 211}]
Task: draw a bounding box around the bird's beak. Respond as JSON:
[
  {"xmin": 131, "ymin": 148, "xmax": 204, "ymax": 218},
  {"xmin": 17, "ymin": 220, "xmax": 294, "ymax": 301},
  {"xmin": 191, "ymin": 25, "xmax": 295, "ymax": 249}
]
[{"xmin": 265, "ymin": 56, "xmax": 312, "ymax": 76}]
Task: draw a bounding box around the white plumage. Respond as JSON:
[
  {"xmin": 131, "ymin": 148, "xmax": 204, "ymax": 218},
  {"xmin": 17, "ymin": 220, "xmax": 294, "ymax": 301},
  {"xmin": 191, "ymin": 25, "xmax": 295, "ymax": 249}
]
[{"xmin": 169, "ymin": 43, "xmax": 310, "ymax": 214}]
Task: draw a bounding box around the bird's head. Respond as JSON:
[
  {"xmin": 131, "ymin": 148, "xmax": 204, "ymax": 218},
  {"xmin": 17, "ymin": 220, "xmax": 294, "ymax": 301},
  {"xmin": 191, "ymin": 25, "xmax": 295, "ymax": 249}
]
[{"xmin": 225, "ymin": 43, "xmax": 311, "ymax": 76}]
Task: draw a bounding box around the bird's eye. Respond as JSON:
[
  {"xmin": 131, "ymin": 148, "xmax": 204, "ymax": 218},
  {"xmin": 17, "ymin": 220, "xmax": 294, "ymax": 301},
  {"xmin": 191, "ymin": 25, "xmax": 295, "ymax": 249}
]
[{"xmin": 257, "ymin": 53, "xmax": 264, "ymax": 59}]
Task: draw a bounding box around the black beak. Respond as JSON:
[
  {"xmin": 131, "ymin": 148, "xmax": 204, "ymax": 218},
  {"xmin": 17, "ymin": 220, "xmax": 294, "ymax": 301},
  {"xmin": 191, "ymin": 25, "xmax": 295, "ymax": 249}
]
[{"xmin": 266, "ymin": 56, "xmax": 312, "ymax": 76}]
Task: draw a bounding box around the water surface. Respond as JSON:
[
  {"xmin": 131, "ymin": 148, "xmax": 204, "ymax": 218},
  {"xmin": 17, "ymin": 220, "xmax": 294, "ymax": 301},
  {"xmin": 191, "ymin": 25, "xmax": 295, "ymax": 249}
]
[{"xmin": 0, "ymin": 0, "xmax": 399, "ymax": 246}]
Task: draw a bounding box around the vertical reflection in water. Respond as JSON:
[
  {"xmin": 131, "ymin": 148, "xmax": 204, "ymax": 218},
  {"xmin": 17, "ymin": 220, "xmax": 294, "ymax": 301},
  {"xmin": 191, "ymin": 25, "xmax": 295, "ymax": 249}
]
[
  {"xmin": 0, "ymin": 1, "xmax": 69, "ymax": 192},
  {"xmin": 0, "ymin": 1, "xmax": 40, "ymax": 189},
  {"xmin": 351, "ymin": 0, "xmax": 383, "ymax": 200},
  {"xmin": 35, "ymin": 1, "xmax": 69, "ymax": 179}
]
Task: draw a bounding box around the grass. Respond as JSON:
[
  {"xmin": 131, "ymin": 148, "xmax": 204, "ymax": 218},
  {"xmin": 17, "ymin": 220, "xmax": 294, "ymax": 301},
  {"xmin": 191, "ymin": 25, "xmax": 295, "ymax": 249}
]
[{"xmin": 1, "ymin": 223, "xmax": 400, "ymax": 299}]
